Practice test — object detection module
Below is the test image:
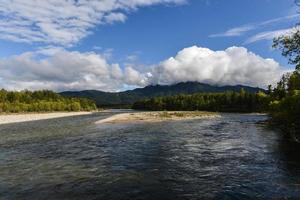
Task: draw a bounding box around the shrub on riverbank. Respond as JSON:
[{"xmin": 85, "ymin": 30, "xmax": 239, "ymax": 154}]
[
  {"xmin": 269, "ymin": 91, "xmax": 300, "ymax": 136},
  {"xmin": 270, "ymin": 28, "xmax": 300, "ymax": 138}
]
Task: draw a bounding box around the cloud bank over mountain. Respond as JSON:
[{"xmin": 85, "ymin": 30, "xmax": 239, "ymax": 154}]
[
  {"xmin": 147, "ymin": 46, "xmax": 285, "ymax": 88},
  {"xmin": 0, "ymin": 46, "xmax": 286, "ymax": 91},
  {"xmin": 0, "ymin": 49, "xmax": 143, "ymax": 91}
]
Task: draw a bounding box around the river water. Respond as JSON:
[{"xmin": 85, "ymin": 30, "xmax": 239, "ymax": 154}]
[{"xmin": 0, "ymin": 111, "xmax": 300, "ymax": 199}]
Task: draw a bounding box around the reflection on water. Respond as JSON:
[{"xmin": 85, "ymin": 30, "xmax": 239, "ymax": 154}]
[{"xmin": 0, "ymin": 112, "xmax": 300, "ymax": 199}]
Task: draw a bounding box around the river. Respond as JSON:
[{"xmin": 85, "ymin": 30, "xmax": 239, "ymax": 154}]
[{"xmin": 0, "ymin": 111, "xmax": 300, "ymax": 199}]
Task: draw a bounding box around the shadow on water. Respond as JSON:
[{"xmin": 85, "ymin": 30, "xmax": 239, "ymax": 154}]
[
  {"xmin": 277, "ymin": 137, "xmax": 300, "ymax": 175},
  {"xmin": 0, "ymin": 112, "xmax": 300, "ymax": 199}
]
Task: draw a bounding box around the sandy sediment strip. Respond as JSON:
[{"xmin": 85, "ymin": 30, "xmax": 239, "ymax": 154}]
[
  {"xmin": 0, "ymin": 112, "xmax": 92, "ymax": 125},
  {"xmin": 96, "ymin": 111, "xmax": 220, "ymax": 124}
]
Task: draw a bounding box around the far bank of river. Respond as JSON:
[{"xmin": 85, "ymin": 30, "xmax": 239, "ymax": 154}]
[
  {"xmin": 0, "ymin": 110, "xmax": 220, "ymax": 125},
  {"xmin": 96, "ymin": 111, "xmax": 220, "ymax": 124},
  {"xmin": 0, "ymin": 112, "xmax": 93, "ymax": 125}
]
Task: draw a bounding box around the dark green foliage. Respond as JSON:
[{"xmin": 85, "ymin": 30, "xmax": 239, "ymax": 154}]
[
  {"xmin": 132, "ymin": 89, "xmax": 270, "ymax": 113},
  {"xmin": 269, "ymin": 91, "xmax": 300, "ymax": 136},
  {"xmin": 270, "ymin": 27, "xmax": 300, "ymax": 137},
  {"xmin": 60, "ymin": 82, "xmax": 264, "ymax": 107},
  {"xmin": 0, "ymin": 89, "xmax": 97, "ymax": 113},
  {"xmin": 268, "ymin": 73, "xmax": 300, "ymax": 136},
  {"xmin": 288, "ymin": 71, "xmax": 300, "ymax": 91},
  {"xmin": 273, "ymin": 28, "xmax": 300, "ymax": 70}
]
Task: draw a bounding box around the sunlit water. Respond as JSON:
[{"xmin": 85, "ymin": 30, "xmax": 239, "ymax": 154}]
[{"xmin": 1, "ymin": 111, "xmax": 300, "ymax": 199}]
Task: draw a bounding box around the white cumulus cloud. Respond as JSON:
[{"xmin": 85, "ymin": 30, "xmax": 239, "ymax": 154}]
[
  {"xmin": 146, "ymin": 46, "xmax": 286, "ymax": 88},
  {"xmin": 0, "ymin": 49, "xmax": 146, "ymax": 91},
  {"xmin": 0, "ymin": 46, "xmax": 287, "ymax": 91}
]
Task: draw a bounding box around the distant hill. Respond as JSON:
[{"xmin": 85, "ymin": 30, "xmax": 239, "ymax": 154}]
[{"xmin": 60, "ymin": 82, "xmax": 265, "ymax": 107}]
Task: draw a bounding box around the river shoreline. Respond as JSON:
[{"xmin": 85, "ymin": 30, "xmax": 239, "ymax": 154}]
[
  {"xmin": 96, "ymin": 111, "xmax": 220, "ymax": 124},
  {"xmin": 0, "ymin": 112, "xmax": 93, "ymax": 125}
]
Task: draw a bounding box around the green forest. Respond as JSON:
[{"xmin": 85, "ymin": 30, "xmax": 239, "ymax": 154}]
[
  {"xmin": 133, "ymin": 29, "xmax": 300, "ymax": 137},
  {"xmin": 132, "ymin": 90, "xmax": 270, "ymax": 113},
  {"xmin": 269, "ymin": 28, "xmax": 300, "ymax": 137},
  {"xmin": 0, "ymin": 90, "xmax": 97, "ymax": 113}
]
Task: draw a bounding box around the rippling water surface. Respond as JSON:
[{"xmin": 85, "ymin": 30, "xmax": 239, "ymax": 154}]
[{"xmin": 1, "ymin": 111, "xmax": 300, "ymax": 199}]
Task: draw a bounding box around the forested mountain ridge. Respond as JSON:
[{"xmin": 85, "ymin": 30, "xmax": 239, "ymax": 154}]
[{"xmin": 60, "ymin": 82, "xmax": 264, "ymax": 107}]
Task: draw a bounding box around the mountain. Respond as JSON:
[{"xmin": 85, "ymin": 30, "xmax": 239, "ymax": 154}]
[{"xmin": 60, "ymin": 82, "xmax": 265, "ymax": 107}]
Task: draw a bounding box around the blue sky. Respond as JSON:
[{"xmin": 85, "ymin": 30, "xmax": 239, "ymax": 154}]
[
  {"xmin": 0, "ymin": 0, "xmax": 299, "ymax": 91},
  {"xmin": 79, "ymin": 0, "xmax": 297, "ymax": 65}
]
